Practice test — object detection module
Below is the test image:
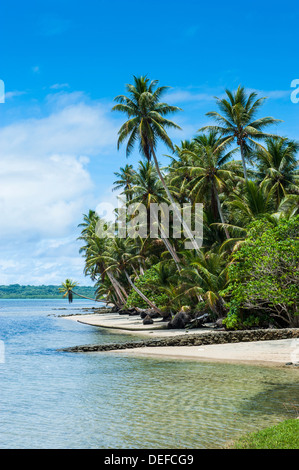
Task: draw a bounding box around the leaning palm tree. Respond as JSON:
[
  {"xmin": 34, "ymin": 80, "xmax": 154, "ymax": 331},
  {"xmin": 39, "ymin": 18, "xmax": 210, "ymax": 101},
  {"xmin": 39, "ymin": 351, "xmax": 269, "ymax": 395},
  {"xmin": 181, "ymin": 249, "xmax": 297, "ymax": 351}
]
[
  {"xmin": 130, "ymin": 160, "xmax": 181, "ymax": 269},
  {"xmin": 112, "ymin": 75, "xmax": 200, "ymax": 253},
  {"xmin": 59, "ymin": 279, "xmax": 99, "ymax": 303},
  {"xmin": 199, "ymin": 85, "xmax": 282, "ymax": 180},
  {"xmin": 78, "ymin": 213, "xmax": 129, "ymax": 308},
  {"xmin": 83, "ymin": 232, "xmax": 129, "ymax": 307},
  {"xmin": 100, "ymin": 237, "xmax": 163, "ymax": 314}
]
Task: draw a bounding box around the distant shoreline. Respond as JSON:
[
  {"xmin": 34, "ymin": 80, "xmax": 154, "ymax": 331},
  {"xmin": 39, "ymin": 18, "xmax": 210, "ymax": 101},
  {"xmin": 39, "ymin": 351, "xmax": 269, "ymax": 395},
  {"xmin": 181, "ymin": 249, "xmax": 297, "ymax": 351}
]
[
  {"xmin": 0, "ymin": 296, "xmax": 98, "ymax": 299},
  {"xmin": 0, "ymin": 285, "xmax": 96, "ymax": 300}
]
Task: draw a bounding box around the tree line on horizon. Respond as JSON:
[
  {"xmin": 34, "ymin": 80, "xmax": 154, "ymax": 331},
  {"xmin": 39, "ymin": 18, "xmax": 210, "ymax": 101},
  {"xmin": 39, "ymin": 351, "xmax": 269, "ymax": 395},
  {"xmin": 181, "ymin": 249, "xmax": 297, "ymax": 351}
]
[
  {"xmin": 0, "ymin": 284, "xmax": 96, "ymax": 299},
  {"xmin": 62, "ymin": 76, "xmax": 299, "ymax": 329}
]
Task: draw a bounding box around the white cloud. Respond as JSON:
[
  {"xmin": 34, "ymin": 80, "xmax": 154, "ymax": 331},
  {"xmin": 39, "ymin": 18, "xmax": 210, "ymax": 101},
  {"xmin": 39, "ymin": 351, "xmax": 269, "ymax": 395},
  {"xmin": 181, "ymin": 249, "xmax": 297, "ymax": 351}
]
[
  {"xmin": 0, "ymin": 91, "xmax": 121, "ymax": 284},
  {"xmin": 0, "ymin": 153, "xmax": 93, "ymax": 238},
  {"xmin": 0, "ymin": 96, "xmax": 117, "ymax": 238},
  {"xmin": 0, "ymin": 232, "xmax": 94, "ymax": 285},
  {"xmin": 0, "ymin": 97, "xmax": 118, "ymax": 158}
]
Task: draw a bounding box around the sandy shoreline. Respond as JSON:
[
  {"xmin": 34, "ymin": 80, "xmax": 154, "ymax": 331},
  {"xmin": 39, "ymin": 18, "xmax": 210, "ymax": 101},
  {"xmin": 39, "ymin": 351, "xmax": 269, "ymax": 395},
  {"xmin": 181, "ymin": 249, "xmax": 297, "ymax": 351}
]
[
  {"xmin": 64, "ymin": 312, "xmax": 199, "ymax": 337},
  {"xmin": 63, "ymin": 312, "xmax": 299, "ymax": 367},
  {"xmin": 115, "ymin": 339, "xmax": 297, "ymax": 367}
]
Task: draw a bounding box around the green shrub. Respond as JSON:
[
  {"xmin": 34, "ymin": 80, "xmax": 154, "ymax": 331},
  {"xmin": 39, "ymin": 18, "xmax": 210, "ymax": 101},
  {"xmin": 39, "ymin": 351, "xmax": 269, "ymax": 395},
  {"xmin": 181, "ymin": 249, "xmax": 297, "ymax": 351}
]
[
  {"xmin": 223, "ymin": 312, "xmax": 261, "ymax": 330},
  {"xmin": 224, "ymin": 216, "xmax": 299, "ymax": 328},
  {"xmin": 126, "ymin": 266, "xmax": 169, "ymax": 309}
]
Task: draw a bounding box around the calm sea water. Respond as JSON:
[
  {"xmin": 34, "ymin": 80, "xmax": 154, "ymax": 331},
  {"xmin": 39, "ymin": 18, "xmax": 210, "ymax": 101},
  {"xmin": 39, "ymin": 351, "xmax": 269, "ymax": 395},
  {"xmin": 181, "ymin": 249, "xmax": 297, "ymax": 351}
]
[{"xmin": 0, "ymin": 298, "xmax": 298, "ymax": 449}]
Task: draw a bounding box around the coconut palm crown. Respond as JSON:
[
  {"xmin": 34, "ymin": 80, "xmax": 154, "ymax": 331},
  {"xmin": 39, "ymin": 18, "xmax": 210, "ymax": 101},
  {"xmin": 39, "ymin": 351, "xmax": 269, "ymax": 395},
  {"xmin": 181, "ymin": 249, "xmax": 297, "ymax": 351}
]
[
  {"xmin": 112, "ymin": 75, "xmax": 182, "ymax": 161},
  {"xmin": 199, "ymin": 85, "xmax": 282, "ymax": 180},
  {"xmin": 59, "ymin": 279, "xmax": 79, "ymax": 303}
]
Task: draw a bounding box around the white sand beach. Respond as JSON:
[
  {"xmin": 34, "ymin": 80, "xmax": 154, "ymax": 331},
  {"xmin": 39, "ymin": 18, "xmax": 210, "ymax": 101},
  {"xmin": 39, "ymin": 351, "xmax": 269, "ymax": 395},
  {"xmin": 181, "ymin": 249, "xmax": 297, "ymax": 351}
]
[
  {"xmin": 64, "ymin": 312, "xmax": 190, "ymax": 336},
  {"xmin": 116, "ymin": 339, "xmax": 298, "ymax": 367},
  {"xmin": 64, "ymin": 312, "xmax": 299, "ymax": 367}
]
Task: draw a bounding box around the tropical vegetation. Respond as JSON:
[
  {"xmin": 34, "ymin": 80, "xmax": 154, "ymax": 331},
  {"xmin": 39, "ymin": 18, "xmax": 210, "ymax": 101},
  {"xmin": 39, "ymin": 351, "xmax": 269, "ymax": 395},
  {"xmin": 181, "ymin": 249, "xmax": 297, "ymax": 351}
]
[{"xmin": 62, "ymin": 77, "xmax": 299, "ymax": 329}]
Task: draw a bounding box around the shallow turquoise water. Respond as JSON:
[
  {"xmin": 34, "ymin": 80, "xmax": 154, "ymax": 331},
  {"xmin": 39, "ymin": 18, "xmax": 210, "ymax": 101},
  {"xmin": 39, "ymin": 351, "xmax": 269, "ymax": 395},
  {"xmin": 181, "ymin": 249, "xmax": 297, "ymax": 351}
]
[{"xmin": 0, "ymin": 299, "xmax": 298, "ymax": 449}]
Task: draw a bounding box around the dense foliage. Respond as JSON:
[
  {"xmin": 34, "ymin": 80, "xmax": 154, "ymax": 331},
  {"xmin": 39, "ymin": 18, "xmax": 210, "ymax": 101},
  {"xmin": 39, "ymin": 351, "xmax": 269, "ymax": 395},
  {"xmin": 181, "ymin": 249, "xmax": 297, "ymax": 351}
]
[
  {"xmin": 73, "ymin": 77, "xmax": 298, "ymax": 328},
  {"xmin": 126, "ymin": 266, "xmax": 170, "ymax": 310},
  {"xmin": 223, "ymin": 217, "xmax": 299, "ymax": 328}
]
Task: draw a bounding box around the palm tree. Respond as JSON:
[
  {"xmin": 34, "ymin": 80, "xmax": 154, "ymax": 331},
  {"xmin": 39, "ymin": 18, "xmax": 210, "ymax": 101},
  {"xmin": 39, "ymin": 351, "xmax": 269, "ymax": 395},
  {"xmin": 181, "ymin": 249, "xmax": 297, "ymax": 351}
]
[
  {"xmin": 99, "ymin": 237, "xmax": 163, "ymax": 314},
  {"xmin": 59, "ymin": 279, "xmax": 100, "ymax": 303},
  {"xmin": 112, "ymin": 75, "xmax": 181, "ymax": 166},
  {"xmin": 166, "ymin": 140, "xmax": 198, "ymax": 204},
  {"xmin": 229, "ymin": 180, "xmax": 275, "ymax": 222},
  {"xmin": 275, "ymin": 194, "xmax": 299, "ymax": 218},
  {"xmin": 112, "ymin": 75, "xmax": 200, "ymax": 253},
  {"xmin": 78, "ymin": 212, "xmax": 130, "ymax": 308},
  {"xmin": 78, "ymin": 210, "xmax": 99, "ymax": 241},
  {"xmin": 130, "ymin": 160, "xmax": 168, "ymax": 209},
  {"xmin": 129, "ymin": 160, "xmax": 181, "ymax": 268},
  {"xmin": 255, "ymin": 137, "xmax": 299, "ymax": 209},
  {"xmin": 113, "ymin": 164, "xmax": 136, "ymax": 202},
  {"xmin": 217, "ymin": 180, "xmax": 275, "ymax": 251},
  {"xmin": 82, "ymin": 228, "xmax": 129, "ymax": 308},
  {"xmin": 178, "ymin": 131, "xmax": 240, "ymax": 239},
  {"xmin": 199, "ymin": 85, "xmax": 282, "ymax": 180}
]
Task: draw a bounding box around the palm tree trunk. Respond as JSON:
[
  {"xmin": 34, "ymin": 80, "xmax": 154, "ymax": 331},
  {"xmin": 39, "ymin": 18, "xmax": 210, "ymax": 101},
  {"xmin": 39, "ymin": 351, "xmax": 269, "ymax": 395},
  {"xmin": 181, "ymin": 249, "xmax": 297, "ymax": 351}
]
[
  {"xmin": 110, "ymin": 272, "xmax": 128, "ymax": 299},
  {"xmin": 111, "ymin": 293, "xmax": 122, "ymax": 310},
  {"xmin": 139, "ymin": 262, "xmax": 144, "ymax": 276},
  {"xmin": 240, "ymin": 142, "xmax": 248, "ymax": 181},
  {"xmin": 98, "ymin": 261, "xmax": 127, "ymax": 305},
  {"xmin": 117, "ymin": 282, "xmax": 129, "ymax": 299},
  {"xmin": 151, "ymin": 207, "xmax": 181, "ymax": 271},
  {"xmin": 213, "ymin": 182, "xmax": 230, "ymax": 240},
  {"xmin": 150, "ymin": 144, "xmax": 201, "ymax": 255},
  {"xmin": 161, "ymin": 236, "xmax": 181, "ymax": 271},
  {"xmin": 70, "ymin": 289, "xmax": 111, "ymax": 304},
  {"xmin": 132, "ymin": 265, "xmax": 139, "ymax": 278},
  {"xmin": 124, "ymin": 270, "xmax": 162, "ymax": 314},
  {"xmin": 106, "ymin": 270, "xmax": 127, "ymax": 305}
]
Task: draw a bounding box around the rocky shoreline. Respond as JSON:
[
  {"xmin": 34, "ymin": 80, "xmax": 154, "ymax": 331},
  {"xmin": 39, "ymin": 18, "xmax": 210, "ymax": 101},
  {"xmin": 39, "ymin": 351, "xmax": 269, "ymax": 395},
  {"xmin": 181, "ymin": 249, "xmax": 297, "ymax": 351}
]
[{"xmin": 60, "ymin": 327, "xmax": 299, "ymax": 356}]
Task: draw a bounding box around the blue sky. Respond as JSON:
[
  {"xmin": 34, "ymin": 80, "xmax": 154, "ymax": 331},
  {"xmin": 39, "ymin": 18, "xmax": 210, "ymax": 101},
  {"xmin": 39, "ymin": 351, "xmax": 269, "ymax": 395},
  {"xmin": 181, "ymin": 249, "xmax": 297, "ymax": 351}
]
[{"xmin": 0, "ymin": 0, "xmax": 298, "ymax": 285}]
